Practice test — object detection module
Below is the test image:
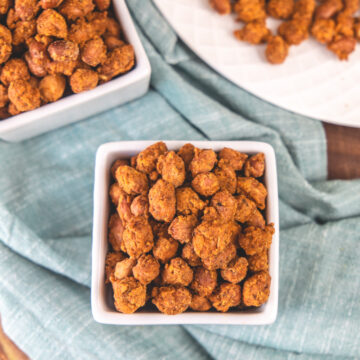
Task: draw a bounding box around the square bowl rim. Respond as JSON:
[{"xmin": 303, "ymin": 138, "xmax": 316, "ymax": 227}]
[{"xmin": 92, "ymin": 140, "xmax": 279, "ymax": 325}]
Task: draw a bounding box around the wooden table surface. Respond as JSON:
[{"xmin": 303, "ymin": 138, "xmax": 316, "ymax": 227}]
[{"xmin": 1, "ymin": 123, "xmax": 360, "ymax": 360}]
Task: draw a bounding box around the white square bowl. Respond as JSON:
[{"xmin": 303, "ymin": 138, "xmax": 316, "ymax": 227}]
[
  {"xmin": 0, "ymin": 0, "xmax": 151, "ymax": 142},
  {"xmin": 92, "ymin": 141, "xmax": 279, "ymax": 325}
]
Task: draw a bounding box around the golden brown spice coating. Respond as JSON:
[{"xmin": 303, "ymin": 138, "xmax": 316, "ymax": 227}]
[
  {"xmin": 111, "ymin": 276, "xmax": 146, "ymax": 314},
  {"xmin": 220, "ymin": 257, "xmax": 248, "ymax": 283},
  {"xmin": 315, "ymin": 0, "xmax": 343, "ymax": 19},
  {"xmin": 278, "ymin": 20, "xmax": 309, "ymax": 45},
  {"xmin": 8, "ymin": 102, "xmax": 21, "ymax": 116},
  {"xmin": 248, "ymin": 250, "xmax": 268, "ymax": 272},
  {"xmin": 189, "ymin": 148, "xmax": 217, "ymax": 177},
  {"xmin": 70, "ymin": 68, "xmax": 98, "ymax": 93},
  {"xmin": 176, "ymin": 187, "xmax": 206, "ymax": 216},
  {"xmin": 157, "ymin": 151, "xmax": 186, "ymax": 188},
  {"xmin": 6, "ymin": 8, "xmax": 18, "ymax": 30},
  {"xmin": 108, "ymin": 213, "xmax": 126, "ymax": 252},
  {"xmin": 87, "ymin": 11, "xmax": 108, "ymax": 36},
  {"xmin": 192, "ymin": 172, "xmax": 220, "ymax": 197},
  {"xmin": 46, "ymin": 59, "xmax": 78, "ymax": 76},
  {"xmin": 311, "ymin": 18, "xmax": 336, "ymax": 43},
  {"xmin": 68, "ymin": 17, "xmax": 94, "ymax": 44},
  {"xmin": 97, "ymin": 45, "xmax": 135, "ymax": 82},
  {"xmin": 335, "ymin": 13, "xmax": 354, "ymax": 37},
  {"xmin": 133, "ymin": 254, "xmax": 160, "ymax": 285},
  {"xmin": 130, "ymin": 195, "xmax": 149, "ymax": 218},
  {"xmin": 59, "ymin": 0, "xmax": 95, "ymax": 20},
  {"xmin": 106, "ymin": 17, "xmax": 121, "ymax": 36},
  {"xmin": 114, "ymin": 257, "xmax": 135, "ymax": 280},
  {"xmin": 81, "ymin": 37, "xmax": 107, "ymax": 66},
  {"xmin": 111, "ymin": 159, "xmax": 129, "ymax": 179},
  {"xmin": 104, "ymin": 35, "xmax": 124, "ymax": 51},
  {"xmin": 267, "ymin": 0, "xmax": 294, "ymax": 19},
  {"xmin": 242, "ymin": 271, "xmax": 271, "ymax": 307},
  {"xmin": 354, "ymin": 20, "xmax": 360, "ymax": 40},
  {"xmin": 234, "ymin": 194, "xmax": 257, "ymax": 223},
  {"xmin": 15, "ymin": 0, "xmax": 38, "ymax": 21},
  {"xmin": 0, "ymin": 38, "xmax": 12, "ymax": 64},
  {"xmin": 191, "ymin": 267, "xmax": 217, "ymax": 297},
  {"xmin": 193, "ymin": 220, "xmax": 233, "ymax": 259},
  {"xmin": 234, "ymin": 0, "xmax": 266, "ymax": 23},
  {"xmin": 1, "ymin": 58, "xmax": 30, "ymax": 86},
  {"xmin": 105, "ymin": 252, "xmax": 125, "ymax": 283},
  {"xmin": 0, "ymin": 0, "xmax": 11, "ymax": 14},
  {"xmin": 39, "ymin": 74, "xmax": 66, "ymax": 103},
  {"xmin": 214, "ymin": 159, "xmax": 237, "ymax": 194},
  {"xmin": 94, "ymin": 0, "xmax": 109, "ymax": 11},
  {"xmin": 293, "ymin": 0, "xmax": 316, "ymax": 20},
  {"xmin": 244, "ymin": 153, "xmax": 265, "ymax": 178},
  {"xmin": 162, "ymin": 257, "xmax": 193, "ymax": 286},
  {"xmin": 209, "ymin": 0, "xmax": 231, "ymax": 14},
  {"xmin": 265, "ymin": 35, "xmax": 289, "ymax": 64},
  {"xmin": 219, "ymin": 148, "xmax": 248, "ymax": 171},
  {"xmin": 177, "ymin": 143, "xmax": 195, "ymax": 170},
  {"xmin": 116, "ymin": 189, "xmax": 132, "ymax": 223},
  {"xmin": 40, "ymin": 0, "xmax": 64, "ymax": 9},
  {"xmin": 152, "ymin": 286, "xmax": 192, "ymax": 315},
  {"xmin": 211, "ymin": 190, "xmax": 237, "ymax": 222},
  {"xmin": 153, "ymin": 235, "xmax": 178, "ymax": 264},
  {"xmin": 237, "ymin": 177, "xmax": 267, "ymax": 210},
  {"xmin": 0, "ymin": 84, "xmax": 9, "ymax": 107},
  {"xmin": 25, "ymin": 38, "xmax": 49, "ymax": 77},
  {"xmin": 238, "ymin": 224, "xmax": 274, "ymax": 256},
  {"xmin": 328, "ymin": 35, "xmax": 356, "ymax": 60},
  {"xmin": 202, "ymin": 206, "xmax": 220, "ymax": 223},
  {"xmin": 8, "ymin": 79, "xmax": 40, "ymax": 112},
  {"xmin": 229, "ymin": 221, "xmax": 242, "ymax": 244},
  {"xmin": 123, "ymin": 217, "xmax": 154, "ymax": 259},
  {"xmin": 136, "ymin": 141, "xmax": 168, "ymax": 174},
  {"xmin": 168, "ymin": 215, "xmax": 198, "ymax": 244},
  {"xmin": 190, "ymin": 295, "xmax": 212, "ymax": 311},
  {"xmin": 209, "ymin": 283, "xmax": 241, "ymax": 312},
  {"xmin": 48, "ymin": 40, "xmax": 79, "ymax": 62},
  {"xmin": 0, "ymin": 24, "xmax": 12, "ymax": 44},
  {"xmin": 246, "ymin": 208, "xmax": 265, "ymax": 229},
  {"xmin": 116, "ymin": 165, "xmax": 149, "ymax": 195},
  {"xmin": 234, "ymin": 19, "xmax": 271, "ymax": 45},
  {"xmin": 12, "ymin": 20, "xmax": 36, "ymax": 46},
  {"xmin": 149, "ymin": 179, "xmax": 176, "ymax": 223},
  {"xmin": 109, "ymin": 183, "xmax": 121, "ymax": 205},
  {"xmin": 202, "ymin": 242, "xmax": 236, "ymax": 270},
  {"xmin": 181, "ymin": 242, "xmax": 202, "ymax": 267},
  {"xmin": 36, "ymin": 9, "xmax": 67, "ymax": 38}
]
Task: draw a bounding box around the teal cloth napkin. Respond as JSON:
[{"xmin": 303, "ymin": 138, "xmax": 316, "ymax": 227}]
[{"xmin": 1, "ymin": 1, "xmax": 360, "ymax": 359}]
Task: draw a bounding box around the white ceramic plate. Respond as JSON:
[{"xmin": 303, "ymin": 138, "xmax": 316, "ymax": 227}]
[
  {"xmin": 154, "ymin": 0, "xmax": 360, "ymax": 128},
  {"xmin": 92, "ymin": 141, "xmax": 279, "ymax": 325}
]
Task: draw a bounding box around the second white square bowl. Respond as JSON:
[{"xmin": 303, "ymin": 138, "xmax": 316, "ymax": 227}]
[
  {"xmin": 92, "ymin": 141, "xmax": 279, "ymax": 325},
  {"xmin": 0, "ymin": 0, "xmax": 151, "ymax": 142}
]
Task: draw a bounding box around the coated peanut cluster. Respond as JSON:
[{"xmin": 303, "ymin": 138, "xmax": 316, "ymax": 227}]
[
  {"xmin": 105, "ymin": 142, "xmax": 274, "ymax": 315},
  {"xmin": 210, "ymin": 0, "xmax": 360, "ymax": 63},
  {"xmin": 0, "ymin": 0, "xmax": 135, "ymax": 119}
]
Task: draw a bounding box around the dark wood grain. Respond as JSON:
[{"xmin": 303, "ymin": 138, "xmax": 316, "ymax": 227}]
[{"xmin": 324, "ymin": 123, "xmax": 360, "ymax": 180}]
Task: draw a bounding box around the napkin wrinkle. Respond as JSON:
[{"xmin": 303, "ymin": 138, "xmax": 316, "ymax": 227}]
[
  {"xmin": 0, "ymin": 205, "xmax": 91, "ymax": 288},
  {"xmin": 185, "ymin": 326, "xmax": 355, "ymax": 360},
  {"xmin": 129, "ymin": 0, "xmax": 192, "ymax": 65}
]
